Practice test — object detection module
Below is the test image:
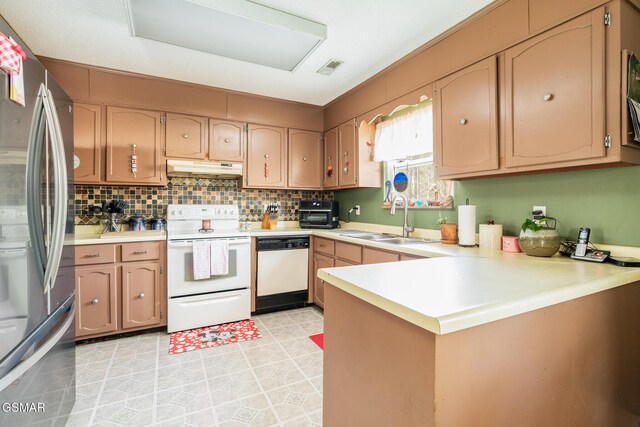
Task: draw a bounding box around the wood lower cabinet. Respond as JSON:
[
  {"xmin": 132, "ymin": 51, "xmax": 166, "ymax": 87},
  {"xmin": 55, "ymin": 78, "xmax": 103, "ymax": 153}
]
[
  {"xmin": 434, "ymin": 56, "xmax": 498, "ymax": 177},
  {"xmin": 245, "ymin": 124, "xmax": 287, "ymax": 188},
  {"xmin": 288, "ymin": 129, "xmax": 322, "ymax": 189},
  {"xmin": 122, "ymin": 261, "xmax": 162, "ymax": 329},
  {"xmin": 75, "ymin": 265, "xmax": 118, "ymax": 337},
  {"xmin": 313, "ymin": 253, "xmax": 334, "ymax": 309},
  {"xmin": 165, "ymin": 113, "xmax": 207, "ymax": 159},
  {"xmin": 73, "ymin": 103, "xmax": 102, "ymax": 183},
  {"xmin": 106, "ymin": 107, "xmax": 165, "ymax": 184},
  {"xmin": 209, "ymin": 119, "xmax": 245, "ymax": 162},
  {"xmin": 505, "ymin": 9, "xmax": 605, "ymax": 168},
  {"xmin": 310, "ymin": 236, "xmax": 427, "ymax": 308},
  {"xmin": 362, "ymin": 247, "xmax": 401, "ymax": 264},
  {"xmin": 74, "ymin": 241, "xmax": 166, "ymax": 339}
]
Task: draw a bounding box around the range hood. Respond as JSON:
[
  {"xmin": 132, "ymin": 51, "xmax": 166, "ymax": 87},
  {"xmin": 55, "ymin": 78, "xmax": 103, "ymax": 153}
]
[{"xmin": 166, "ymin": 159, "xmax": 243, "ymax": 177}]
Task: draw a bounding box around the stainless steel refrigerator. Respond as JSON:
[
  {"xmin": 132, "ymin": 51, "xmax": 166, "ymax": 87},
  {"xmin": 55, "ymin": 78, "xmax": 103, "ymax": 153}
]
[{"xmin": 0, "ymin": 15, "xmax": 75, "ymax": 426}]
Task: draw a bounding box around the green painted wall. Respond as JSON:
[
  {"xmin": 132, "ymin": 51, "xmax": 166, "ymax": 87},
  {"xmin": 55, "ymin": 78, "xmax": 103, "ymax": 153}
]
[{"xmin": 334, "ymin": 165, "xmax": 640, "ymax": 246}]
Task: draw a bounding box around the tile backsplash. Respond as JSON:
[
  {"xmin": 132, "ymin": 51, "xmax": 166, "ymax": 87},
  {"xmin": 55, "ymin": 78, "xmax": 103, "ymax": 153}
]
[{"xmin": 74, "ymin": 177, "xmax": 333, "ymax": 225}]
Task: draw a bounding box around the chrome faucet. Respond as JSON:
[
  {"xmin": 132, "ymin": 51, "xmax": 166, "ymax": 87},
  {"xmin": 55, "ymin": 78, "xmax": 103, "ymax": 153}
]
[{"xmin": 389, "ymin": 194, "xmax": 414, "ymax": 237}]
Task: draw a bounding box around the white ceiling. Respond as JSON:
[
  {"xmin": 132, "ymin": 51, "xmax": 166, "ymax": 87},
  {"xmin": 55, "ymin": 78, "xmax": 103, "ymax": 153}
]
[{"xmin": 0, "ymin": 0, "xmax": 494, "ymax": 106}]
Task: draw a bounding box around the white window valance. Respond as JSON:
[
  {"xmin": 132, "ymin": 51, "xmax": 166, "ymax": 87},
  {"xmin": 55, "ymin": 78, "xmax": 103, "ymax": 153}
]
[{"xmin": 373, "ymin": 103, "xmax": 433, "ymax": 162}]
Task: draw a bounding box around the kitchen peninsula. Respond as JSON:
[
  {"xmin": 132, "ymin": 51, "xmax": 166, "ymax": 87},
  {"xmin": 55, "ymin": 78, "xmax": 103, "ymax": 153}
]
[{"xmin": 319, "ymin": 252, "xmax": 640, "ymax": 426}]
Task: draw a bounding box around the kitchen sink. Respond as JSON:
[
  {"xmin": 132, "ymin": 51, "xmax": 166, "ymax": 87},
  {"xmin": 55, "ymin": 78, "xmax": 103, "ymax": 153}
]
[
  {"xmin": 350, "ymin": 233, "xmax": 397, "ymax": 241},
  {"xmin": 380, "ymin": 237, "xmax": 440, "ymax": 245}
]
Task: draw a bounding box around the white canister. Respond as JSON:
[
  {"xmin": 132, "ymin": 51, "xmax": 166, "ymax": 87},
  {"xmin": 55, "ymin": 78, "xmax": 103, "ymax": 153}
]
[
  {"xmin": 457, "ymin": 205, "xmax": 477, "ymax": 247},
  {"xmin": 479, "ymin": 224, "xmax": 503, "ymax": 250}
]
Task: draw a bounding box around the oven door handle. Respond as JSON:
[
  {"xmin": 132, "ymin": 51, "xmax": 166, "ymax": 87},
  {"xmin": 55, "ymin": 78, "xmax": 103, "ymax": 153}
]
[{"xmin": 168, "ymin": 239, "xmax": 250, "ymax": 248}]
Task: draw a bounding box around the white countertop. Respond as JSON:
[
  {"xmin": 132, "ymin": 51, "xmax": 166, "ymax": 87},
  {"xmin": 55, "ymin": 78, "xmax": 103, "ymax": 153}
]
[
  {"xmin": 66, "ymin": 231, "xmax": 167, "ymax": 245},
  {"xmin": 316, "ymin": 224, "xmax": 640, "ymax": 336}
]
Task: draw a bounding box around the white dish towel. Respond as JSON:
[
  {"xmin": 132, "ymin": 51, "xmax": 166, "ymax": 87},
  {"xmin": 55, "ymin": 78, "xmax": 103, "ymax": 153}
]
[
  {"xmin": 210, "ymin": 240, "xmax": 229, "ymax": 276},
  {"xmin": 192, "ymin": 240, "xmax": 211, "ymax": 280}
]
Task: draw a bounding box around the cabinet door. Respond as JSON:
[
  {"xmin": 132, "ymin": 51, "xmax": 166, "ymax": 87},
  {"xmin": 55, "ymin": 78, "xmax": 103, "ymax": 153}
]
[
  {"xmin": 75, "ymin": 265, "xmax": 118, "ymax": 337},
  {"xmin": 362, "ymin": 247, "xmax": 400, "ymax": 265},
  {"xmin": 121, "ymin": 261, "xmax": 162, "ymax": 329},
  {"xmin": 73, "ymin": 103, "xmax": 102, "ymax": 183},
  {"xmin": 434, "ymin": 56, "xmax": 498, "ymax": 177},
  {"xmin": 505, "ymin": 9, "xmax": 605, "ymax": 168},
  {"xmin": 313, "ymin": 253, "xmax": 334, "ymax": 309},
  {"xmin": 209, "ymin": 119, "xmax": 244, "ymax": 162},
  {"xmin": 246, "ymin": 124, "xmax": 287, "ymax": 188},
  {"xmin": 165, "ymin": 113, "xmax": 206, "ymax": 159},
  {"xmin": 106, "ymin": 107, "xmax": 164, "ymax": 184},
  {"xmin": 323, "ymin": 127, "xmax": 339, "ymax": 188},
  {"xmin": 338, "ymin": 120, "xmax": 357, "ymax": 187},
  {"xmin": 288, "ymin": 129, "xmax": 322, "ymax": 189}
]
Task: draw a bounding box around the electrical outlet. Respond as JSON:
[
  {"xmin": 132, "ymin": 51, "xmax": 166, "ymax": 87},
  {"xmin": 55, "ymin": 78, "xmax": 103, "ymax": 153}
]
[
  {"xmin": 533, "ymin": 205, "xmax": 546, "ymax": 220},
  {"xmin": 355, "ymin": 205, "xmax": 361, "ymax": 215}
]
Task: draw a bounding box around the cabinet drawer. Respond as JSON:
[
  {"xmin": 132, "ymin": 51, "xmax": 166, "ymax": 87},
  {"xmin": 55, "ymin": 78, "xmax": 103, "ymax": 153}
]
[
  {"xmin": 335, "ymin": 241, "xmax": 362, "ymax": 264},
  {"xmin": 313, "ymin": 237, "xmax": 335, "ymax": 256},
  {"xmin": 335, "ymin": 259, "xmax": 357, "ymax": 267},
  {"xmin": 121, "ymin": 242, "xmax": 161, "ymax": 262},
  {"xmin": 400, "ymin": 253, "xmax": 425, "ymax": 261},
  {"xmin": 362, "ymin": 247, "xmax": 400, "ymax": 264},
  {"xmin": 75, "ymin": 244, "xmax": 116, "ymax": 266}
]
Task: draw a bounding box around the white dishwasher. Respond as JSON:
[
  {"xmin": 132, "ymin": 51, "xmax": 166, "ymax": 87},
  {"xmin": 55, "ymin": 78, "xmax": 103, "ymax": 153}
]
[{"xmin": 255, "ymin": 237, "xmax": 309, "ymax": 314}]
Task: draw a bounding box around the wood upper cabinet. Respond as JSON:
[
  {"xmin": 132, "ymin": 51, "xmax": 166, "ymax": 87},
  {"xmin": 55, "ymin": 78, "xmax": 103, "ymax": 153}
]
[
  {"xmin": 505, "ymin": 9, "xmax": 605, "ymax": 168},
  {"xmin": 313, "ymin": 253, "xmax": 334, "ymax": 309},
  {"xmin": 165, "ymin": 113, "xmax": 207, "ymax": 159},
  {"xmin": 529, "ymin": 0, "xmax": 604, "ymax": 34},
  {"xmin": 434, "ymin": 56, "xmax": 498, "ymax": 178},
  {"xmin": 75, "ymin": 265, "xmax": 118, "ymax": 337},
  {"xmin": 106, "ymin": 107, "xmax": 164, "ymax": 184},
  {"xmin": 288, "ymin": 129, "xmax": 322, "ymax": 189},
  {"xmin": 246, "ymin": 124, "xmax": 287, "ymax": 188},
  {"xmin": 73, "ymin": 103, "xmax": 102, "ymax": 183},
  {"xmin": 338, "ymin": 120, "xmax": 358, "ymax": 187},
  {"xmin": 121, "ymin": 261, "xmax": 162, "ymax": 329},
  {"xmin": 209, "ymin": 119, "xmax": 244, "ymax": 162},
  {"xmin": 323, "ymin": 127, "xmax": 338, "ymax": 188}
]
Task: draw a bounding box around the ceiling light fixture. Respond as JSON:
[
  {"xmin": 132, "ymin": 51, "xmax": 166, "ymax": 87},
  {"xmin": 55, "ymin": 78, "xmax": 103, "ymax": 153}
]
[
  {"xmin": 125, "ymin": 0, "xmax": 327, "ymax": 72},
  {"xmin": 317, "ymin": 59, "xmax": 344, "ymax": 76}
]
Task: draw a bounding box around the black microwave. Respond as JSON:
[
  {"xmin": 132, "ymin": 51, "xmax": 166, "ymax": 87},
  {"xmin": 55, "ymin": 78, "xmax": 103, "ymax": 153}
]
[{"xmin": 299, "ymin": 200, "xmax": 339, "ymax": 229}]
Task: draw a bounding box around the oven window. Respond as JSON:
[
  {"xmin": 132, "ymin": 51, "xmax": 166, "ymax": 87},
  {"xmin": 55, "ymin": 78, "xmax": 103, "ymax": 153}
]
[
  {"xmin": 184, "ymin": 249, "xmax": 238, "ymax": 281},
  {"xmin": 301, "ymin": 212, "xmax": 329, "ymax": 223}
]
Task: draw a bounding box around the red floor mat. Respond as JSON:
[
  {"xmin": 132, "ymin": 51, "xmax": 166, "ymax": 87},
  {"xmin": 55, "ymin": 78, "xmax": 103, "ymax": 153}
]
[
  {"xmin": 309, "ymin": 333, "xmax": 324, "ymax": 350},
  {"xmin": 168, "ymin": 319, "xmax": 261, "ymax": 354}
]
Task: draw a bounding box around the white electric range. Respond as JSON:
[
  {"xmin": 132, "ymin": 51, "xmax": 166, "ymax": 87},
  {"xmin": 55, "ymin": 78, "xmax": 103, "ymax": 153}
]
[{"xmin": 166, "ymin": 204, "xmax": 250, "ymax": 333}]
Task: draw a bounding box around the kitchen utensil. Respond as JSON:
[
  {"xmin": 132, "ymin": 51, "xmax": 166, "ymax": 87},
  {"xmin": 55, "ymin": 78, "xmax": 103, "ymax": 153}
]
[
  {"xmin": 128, "ymin": 214, "xmax": 146, "ymax": 231},
  {"xmin": 88, "ymin": 205, "xmax": 103, "ymax": 215},
  {"xmin": 149, "ymin": 217, "xmax": 166, "ymax": 231}
]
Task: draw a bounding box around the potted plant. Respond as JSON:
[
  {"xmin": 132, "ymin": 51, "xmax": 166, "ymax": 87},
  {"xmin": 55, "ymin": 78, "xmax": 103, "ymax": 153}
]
[
  {"xmin": 437, "ymin": 214, "xmax": 458, "ymax": 244},
  {"xmin": 518, "ymin": 218, "xmax": 561, "ymax": 257}
]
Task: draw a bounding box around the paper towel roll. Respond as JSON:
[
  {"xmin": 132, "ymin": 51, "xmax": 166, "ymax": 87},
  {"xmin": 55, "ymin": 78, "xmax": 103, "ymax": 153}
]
[
  {"xmin": 479, "ymin": 224, "xmax": 503, "ymax": 249},
  {"xmin": 458, "ymin": 205, "xmax": 476, "ymax": 247}
]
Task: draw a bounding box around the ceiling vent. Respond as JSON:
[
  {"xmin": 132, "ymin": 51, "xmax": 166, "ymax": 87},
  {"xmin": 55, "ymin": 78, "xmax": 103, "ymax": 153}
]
[
  {"xmin": 125, "ymin": 0, "xmax": 327, "ymax": 72},
  {"xmin": 317, "ymin": 59, "xmax": 344, "ymax": 76}
]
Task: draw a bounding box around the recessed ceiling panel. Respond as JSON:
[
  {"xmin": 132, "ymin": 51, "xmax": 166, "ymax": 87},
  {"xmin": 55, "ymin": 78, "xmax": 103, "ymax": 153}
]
[{"xmin": 126, "ymin": 0, "xmax": 326, "ymax": 71}]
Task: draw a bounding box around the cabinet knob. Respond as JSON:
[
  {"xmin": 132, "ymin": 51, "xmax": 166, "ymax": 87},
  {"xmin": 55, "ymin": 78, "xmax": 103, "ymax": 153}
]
[
  {"xmin": 303, "ymin": 157, "xmax": 308, "ymax": 161},
  {"xmin": 138, "ymin": 293, "xmax": 145, "ymax": 299},
  {"xmin": 542, "ymin": 93, "xmax": 553, "ymax": 101},
  {"xmin": 182, "ymin": 134, "xmax": 189, "ymax": 139},
  {"xmin": 91, "ymin": 299, "xmax": 99, "ymax": 305},
  {"xmin": 459, "ymin": 118, "xmax": 467, "ymax": 125},
  {"xmin": 264, "ymin": 154, "xmax": 268, "ymax": 159},
  {"xmin": 224, "ymin": 138, "xmax": 230, "ymax": 143}
]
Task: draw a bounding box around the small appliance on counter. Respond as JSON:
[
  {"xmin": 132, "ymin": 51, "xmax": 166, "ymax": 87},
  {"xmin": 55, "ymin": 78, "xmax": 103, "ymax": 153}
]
[{"xmin": 299, "ymin": 200, "xmax": 339, "ymax": 229}]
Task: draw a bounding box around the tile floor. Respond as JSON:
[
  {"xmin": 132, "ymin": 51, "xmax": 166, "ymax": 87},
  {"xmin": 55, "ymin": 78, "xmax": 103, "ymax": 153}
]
[{"xmin": 67, "ymin": 307, "xmax": 324, "ymax": 426}]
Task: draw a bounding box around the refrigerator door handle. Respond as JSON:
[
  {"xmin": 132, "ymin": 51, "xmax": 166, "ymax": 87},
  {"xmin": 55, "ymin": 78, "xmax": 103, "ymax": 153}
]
[
  {"xmin": 25, "ymin": 83, "xmax": 48, "ymax": 288},
  {"xmin": 41, "ymin": 88, "xmax": 68, "ymax": 292},
  {"xmin": 0, "ymin": 295, "xmax": 74, "ymax": 391}
]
